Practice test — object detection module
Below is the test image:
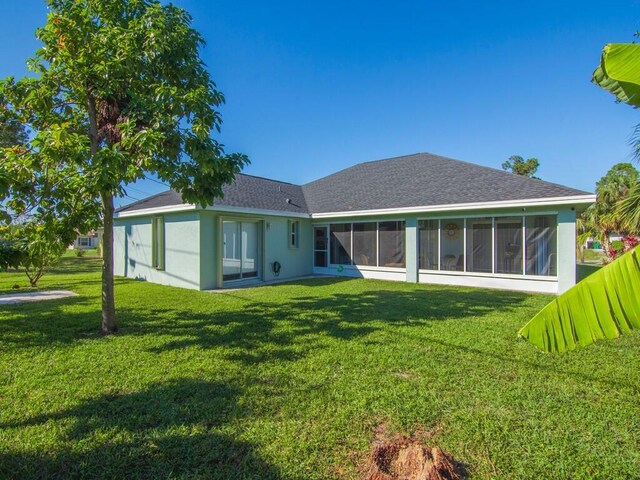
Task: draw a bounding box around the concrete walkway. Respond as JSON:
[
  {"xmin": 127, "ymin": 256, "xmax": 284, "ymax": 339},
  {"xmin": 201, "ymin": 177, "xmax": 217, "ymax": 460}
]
[{"xmin": 0, "ymin": 290, "xmax": 78, "ymax": 305}]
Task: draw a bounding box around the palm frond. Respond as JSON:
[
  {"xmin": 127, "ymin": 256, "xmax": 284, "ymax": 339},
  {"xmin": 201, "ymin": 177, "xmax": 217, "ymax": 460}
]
[
  {"xmin": 617, "ymin": 183, "xmax": 640, "ymax": 233},
  {"xmin": 518, "ymin": 246, "xmax": 640, "ymax": 352}
]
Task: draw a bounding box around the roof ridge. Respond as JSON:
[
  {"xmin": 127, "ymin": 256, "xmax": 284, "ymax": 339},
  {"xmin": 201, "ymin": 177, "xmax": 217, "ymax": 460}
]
[
  {"xmin": 236, "ymin": 172, "xmax": 300, "ymax": 186},
  {"xmin": 302, "ymin": 152, "xmax": 426, "ymax": 187}
]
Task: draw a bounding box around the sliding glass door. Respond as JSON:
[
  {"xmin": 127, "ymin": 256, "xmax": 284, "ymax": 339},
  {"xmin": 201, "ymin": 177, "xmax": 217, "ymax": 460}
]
[{"xmin": 223, "ymin": 221, "xmax": 260, "ymax": 282}]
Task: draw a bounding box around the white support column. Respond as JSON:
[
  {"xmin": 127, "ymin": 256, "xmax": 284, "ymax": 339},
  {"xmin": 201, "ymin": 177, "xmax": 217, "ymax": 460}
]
[
  {"xmin": 557, "ymin": 208, "xmax": 577, "ymax": 294},
  {"xmin": 405, "ymin": 216, "xmax": 418, "ymax": 283},
  {"xmin": 216, "ymin": 215, "xmax": 224, "ymax": 288}
]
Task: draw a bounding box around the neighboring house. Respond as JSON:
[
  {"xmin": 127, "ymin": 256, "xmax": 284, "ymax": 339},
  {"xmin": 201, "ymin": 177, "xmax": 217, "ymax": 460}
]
[
  {"xmin": 70, "ymin": 231, "xmax": 100, "ymax": 250},
  {"xmin": 114, "ymin": 153, "xmax": 595, "ymax": 294},
  {"xmin": 584, "ymin": 233, "xmax": 624, "ymax": 250}
]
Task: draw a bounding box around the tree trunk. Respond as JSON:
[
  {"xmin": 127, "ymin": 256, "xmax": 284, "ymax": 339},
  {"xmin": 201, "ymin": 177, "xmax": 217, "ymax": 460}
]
[
  {"xmin": 101, "ymin": 191, "xmax": 117, "ymax": 333},
  {"xmin": 602, "ymin": 230, "xmax": 612, "ymax": 259},
  {"xmin": 87, "ymin": 94, "xmax": 117, "ymax": 334}
]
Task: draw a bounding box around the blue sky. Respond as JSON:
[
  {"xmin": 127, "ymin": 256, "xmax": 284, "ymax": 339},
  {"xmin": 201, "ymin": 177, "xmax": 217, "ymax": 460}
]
[{"xmin": 1, "ymin": 1, "xmax": 638, "ymax": 207}]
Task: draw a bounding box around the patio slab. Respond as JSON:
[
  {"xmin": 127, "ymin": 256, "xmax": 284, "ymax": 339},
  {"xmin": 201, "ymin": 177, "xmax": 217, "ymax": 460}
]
[
  {"xmin": 205, "ymin": 275, "xmax": 330, "ymax": 293},
  {"xmin": 0, "ymin": 290, "xmax": 78, "ymax": 305}
]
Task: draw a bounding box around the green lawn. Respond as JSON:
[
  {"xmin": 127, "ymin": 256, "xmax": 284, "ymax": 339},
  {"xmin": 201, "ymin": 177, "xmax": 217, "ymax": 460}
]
[
  {"xmin": 581, "ymin": 249, "xmax": 605, "ymax": 263},
  {"xmin": 1, "ymin": 259, "xmax": 639, "ymax": 479}
]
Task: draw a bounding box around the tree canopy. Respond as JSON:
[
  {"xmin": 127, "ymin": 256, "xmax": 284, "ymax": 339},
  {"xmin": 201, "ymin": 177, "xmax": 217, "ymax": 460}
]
[
  {"xmin": 0, "ymin": 0, "xmax": 248, "ymax": 332},
  {"xmin": 501, "ymin": 155, "xmax": 540, "ymax": 178}
]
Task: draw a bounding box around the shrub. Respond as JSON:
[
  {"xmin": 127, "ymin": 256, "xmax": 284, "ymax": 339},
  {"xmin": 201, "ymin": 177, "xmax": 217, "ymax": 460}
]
[{"xmin": 0, "ymin": 240, "xmax": 27, "ymax": 271}]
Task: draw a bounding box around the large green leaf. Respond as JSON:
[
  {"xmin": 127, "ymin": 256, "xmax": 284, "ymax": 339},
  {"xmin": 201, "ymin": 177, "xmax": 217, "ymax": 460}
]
[
  {"xmin": 592, "ymin": 43, "xmax": 640, "ymax": 107},
  {"xmin": 518, "ymin": 246, "xmax": 640, "ymax": 353}
]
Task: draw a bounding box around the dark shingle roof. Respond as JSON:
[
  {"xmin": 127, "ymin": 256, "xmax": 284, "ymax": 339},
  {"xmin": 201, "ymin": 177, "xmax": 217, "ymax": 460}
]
[
  {"xmin": 117, "ymin": 152, "xmax": 591, "ymax": 216},
  {"xmin": 301, "ymin": 152, "xmax": 591, "ymax": 213},
  {"xmin": 116, "ymin": 174, "xmax": 308, "ymax": 215}
]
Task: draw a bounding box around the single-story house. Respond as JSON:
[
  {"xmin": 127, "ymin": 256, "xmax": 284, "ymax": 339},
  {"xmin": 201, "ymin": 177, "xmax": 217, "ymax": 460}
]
[
  {"xmin": 114, "ymin": 153, "xmax": 595, "ymax": 294},
  {"xmin": 69, "ymin": 231, "xmax": 100, "ymax": 250}
]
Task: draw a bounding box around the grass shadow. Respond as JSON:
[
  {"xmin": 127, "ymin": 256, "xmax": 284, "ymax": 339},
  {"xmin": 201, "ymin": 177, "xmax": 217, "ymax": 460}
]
[{"xmin": 0, "ymin": 378, "xmax": 286, "ymax": 479}]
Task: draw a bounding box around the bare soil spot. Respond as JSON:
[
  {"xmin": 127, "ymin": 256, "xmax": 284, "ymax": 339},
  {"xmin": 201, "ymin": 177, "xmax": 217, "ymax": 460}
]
[
  {"xmin": 363, "ymin": 424, "xmax": 464, "ymax": 480},
  {"xmin": 392, "ymin": 371, "xmax": 417, "ymax": 380}
]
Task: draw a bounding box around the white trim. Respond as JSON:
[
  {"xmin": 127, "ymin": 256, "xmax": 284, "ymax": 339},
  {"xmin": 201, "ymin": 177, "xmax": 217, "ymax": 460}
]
[
  {"xmin": 522, "ymin": 215, "xmax": 526, "ymax": 275},
  {"xmin": 115, "ymin": 203, "xmax": 309, "ymax": 219},
  {"xmin": 116, "ymin": 194, "xmax": 594, "ymax": 220},
  {"xmin": 417, "ymin": 268, "xmax": 557, "ymax": 282},
  {"xmin": 491, "ymin": 217, "xmax": 495, "ymax": 274},
  {"xmin": 115, "ymin": 204, "xmax": 197, "ymax": 218},
  {"xmin": 463, "ymin": 218, "xmax": 467, "ymax": 272},
  {"xmin": 418, "ymin": 272, "xmax": 558, "ymax": 294},
  {"xmin": 310, "ymin": 195, "xmax": 595, "ymax": 219},
  {"xmin": 416, "ymin": 210, "xmax": 559, "ymax": 221},
  {"xmin": 207, "ymin": 205, "xmax": 309, "ymax": 219}
]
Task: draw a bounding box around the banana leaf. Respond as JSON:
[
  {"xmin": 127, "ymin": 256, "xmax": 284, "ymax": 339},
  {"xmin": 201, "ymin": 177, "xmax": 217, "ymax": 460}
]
[
  {"xmin": 518, "ymin": 245, "xmax": 640, "ymax": 352},
  {"xmin": 592, "ymin": 43, "xmax": 640, "ymax": 107}
]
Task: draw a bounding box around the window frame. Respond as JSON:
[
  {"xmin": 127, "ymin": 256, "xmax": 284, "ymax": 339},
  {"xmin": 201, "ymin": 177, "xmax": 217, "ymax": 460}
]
[
  {"xmin": 318, "ymin": 219, "xmax": 408, "ymax": 271},
  {"xmin": 151, "ymin": 216, "xmax": 165, "ymax": 271},
  {"xmin": 289, "ymin": 220, "xmax": 300, "ymax": 249},
  {"xmin": 417, "ymin": 212, "xmax": 558, "ymax": 279}
]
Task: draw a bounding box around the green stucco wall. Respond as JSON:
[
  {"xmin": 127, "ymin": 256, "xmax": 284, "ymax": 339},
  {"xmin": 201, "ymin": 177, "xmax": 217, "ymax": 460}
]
[{"xmin": 114, "ymin": 211, "xmax": 201, "ymax": 290}]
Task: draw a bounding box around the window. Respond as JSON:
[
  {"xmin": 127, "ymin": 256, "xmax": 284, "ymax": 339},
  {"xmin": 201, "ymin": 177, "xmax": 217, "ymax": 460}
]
[
  {"xmin": 79, "ymin": 237, "xmax": 91, "ymax": 247},
  {"xmin": 289, "ymin": 220, "xmax": 300, "ymax": 248},
  {"xmin": 378, "ymin": 221, "xmax": 405, "ymax": 267},
  {"xmin": 466, "ymin": 218, "xmax": 492, "ymax": 273},
  {"xmin": 314, "ymin": 227, "xmax": 328, "ymax": 267},
  {"xmin": 526, "ymin": 215, "xmax": 557, "ymax": 276},
  {"xmin": 440, "ymin": 218, "xmax": 464, "ymax": 271},
  {"xmin": 414, "ymin": 214, "xmax": 557, "ymax": 277},
  {"xmin": 495, "ymin": 217, "xmax": 523, "ymax": 274},
  {"xmin": 353, "ymin": 222, "xmax": 377, "ymax": 266},
  {"xmin": 330, "ymin": 224, "xmax": 352, "ymax": 265},
  {"xmin": 151, "ymin": 216, "xmax": 165, "ymax": 270},
  {"xmin": 418, "ymin": 220, "xmax": 439, "ymax": 270}
]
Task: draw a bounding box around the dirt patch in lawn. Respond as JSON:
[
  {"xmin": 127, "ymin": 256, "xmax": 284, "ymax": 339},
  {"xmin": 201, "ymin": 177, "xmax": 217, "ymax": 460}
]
[{"xmin": 363, "ymin": 424, "xmax": 464, "ymax": 480}]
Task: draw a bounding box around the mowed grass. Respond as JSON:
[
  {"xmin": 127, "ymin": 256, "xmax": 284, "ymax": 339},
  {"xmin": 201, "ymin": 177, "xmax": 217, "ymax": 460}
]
[{"xmin": 0, "ymin": 259, "xmax": 639, "ymax": 479}]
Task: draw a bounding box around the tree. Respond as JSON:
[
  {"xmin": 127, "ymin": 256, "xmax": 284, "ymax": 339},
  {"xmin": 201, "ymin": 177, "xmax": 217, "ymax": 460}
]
[
  {"xmin": 585, "ymin": 163, "xmax": 640, "ymax": 257},
  {"xmin": 0, "ymin": 0, "xmax": 248, "ymax": 333},
  {"xmin": 0, "ymin": 116, "xmax": 28, "ymax": 223},
  {"xmin": 1, "ymin": 221, "xmax": 73, "ymax": 286},
  {"xmin": 501, "ymin": 155, "xmax": 540, "ymax": 178},
  {"xmin": 0, "ymin": 118, "xmax": 27, "ymax": 148}
]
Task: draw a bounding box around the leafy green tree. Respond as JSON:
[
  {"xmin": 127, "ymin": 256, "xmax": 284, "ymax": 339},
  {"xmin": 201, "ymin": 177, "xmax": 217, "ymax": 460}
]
[
  {"xmin": 576, "ymin": 164, "xmax": 638, "ymax": 262},
  {"xmin": 0, "ymin": 239, "xmax": 26, "ymax": 271},
  {"xmin": 1, "ymin": 221, "xmax": 73, "ymax": 286},
  {"xmin": 0, "ymin": 116, "xmax": 28, "ymax": 223},
  {"xmin": 0, "ymin": 118, "xmax": 27, "ymax": 148},
  {"xmin": 0, "ymin": 0, "xmax": 248, "ymax": 332},
  {"xmin": 501, "ymin": 155, "xmax": 540, "ymax": 178}
]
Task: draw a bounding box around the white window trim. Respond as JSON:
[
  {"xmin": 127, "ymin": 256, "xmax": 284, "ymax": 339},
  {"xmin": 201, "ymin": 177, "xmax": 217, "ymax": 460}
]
[{"xmin": 289, "ymin": 220, "xmax": 300, "ymax": 249}]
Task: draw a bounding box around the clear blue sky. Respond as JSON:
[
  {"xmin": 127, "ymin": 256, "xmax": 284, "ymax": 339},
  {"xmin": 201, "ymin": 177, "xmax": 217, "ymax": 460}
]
[{"xmin": 1, "ymin": 1, "xmax": 638, "ymax": 208}]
